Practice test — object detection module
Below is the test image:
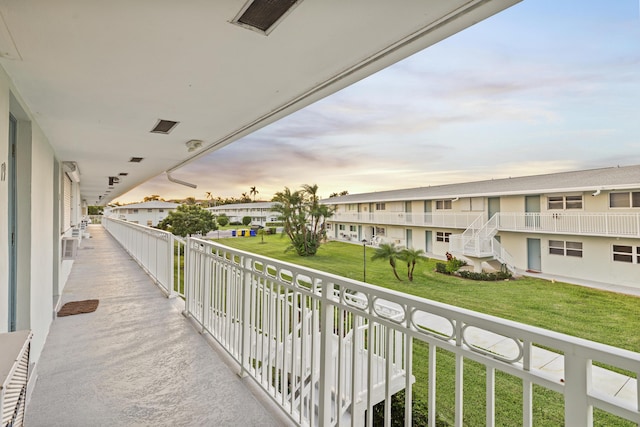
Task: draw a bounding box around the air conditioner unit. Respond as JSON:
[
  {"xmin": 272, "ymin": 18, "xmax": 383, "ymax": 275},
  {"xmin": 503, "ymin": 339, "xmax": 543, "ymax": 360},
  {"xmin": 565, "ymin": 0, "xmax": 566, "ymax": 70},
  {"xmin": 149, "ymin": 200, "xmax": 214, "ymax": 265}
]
[
  {"xmin": 1, "ymin": 330, "xmax": 32, "ymax": 427},
  {"xmin": 62, "ymin": 237, "xmax": 78, "ymax": 260}
]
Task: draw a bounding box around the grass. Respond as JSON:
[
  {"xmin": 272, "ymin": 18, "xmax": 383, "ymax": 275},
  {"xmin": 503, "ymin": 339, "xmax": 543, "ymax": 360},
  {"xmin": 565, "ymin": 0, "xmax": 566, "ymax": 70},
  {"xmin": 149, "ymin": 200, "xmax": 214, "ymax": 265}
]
[{"xmin": 208, "ymin": 234, "xmax": 640, "ymax": 426}]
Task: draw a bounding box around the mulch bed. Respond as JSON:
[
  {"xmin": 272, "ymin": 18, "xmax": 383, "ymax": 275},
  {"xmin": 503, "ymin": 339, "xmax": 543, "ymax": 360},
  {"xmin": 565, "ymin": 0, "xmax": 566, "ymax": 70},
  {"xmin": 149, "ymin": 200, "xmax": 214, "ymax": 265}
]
[{"xmin": 57, "ymin": 299, "xmax": 99, "ymax": 317}]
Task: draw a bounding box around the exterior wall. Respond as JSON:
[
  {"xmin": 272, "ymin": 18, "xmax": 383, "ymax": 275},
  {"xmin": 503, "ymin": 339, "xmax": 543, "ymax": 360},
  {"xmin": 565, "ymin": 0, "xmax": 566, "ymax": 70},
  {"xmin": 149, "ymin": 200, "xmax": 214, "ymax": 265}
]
[
  {"xmin": 499, "ymin": 195, "xmax": 524, "ymax": 213},
  {"xmin": 208, "ymin": 203, "xmax": 278, "ymax": 226},
  {"xmin": 499, "ymin": 232, "xmax": 640, "ymax": 287},
  {"xmin": 0, "ymin": 66, "xmax": 66, "ymax": 366},
  {"xmin": 114, "ymin": 208, "xmax": 171, "ymax": 226},
  {"xmin": 0, "ymin": 69, "xmax": 9, "ymax": 333}
]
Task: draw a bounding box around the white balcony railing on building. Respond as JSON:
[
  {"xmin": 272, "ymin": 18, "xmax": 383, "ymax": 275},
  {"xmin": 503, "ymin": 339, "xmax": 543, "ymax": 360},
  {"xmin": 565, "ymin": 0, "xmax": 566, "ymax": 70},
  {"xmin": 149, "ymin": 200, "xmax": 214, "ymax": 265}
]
[
  {"xmin": 330, "ymin": 212, "xmax": 483, "ymax": 229},
  {"xmin": 103, "ymin": 218, "xmax": 185, "ymax": 298},
  {"xmin": 103, "ymin": 218, "xmax": 640, "ymax": 426},
  {"xmin": 497, "ymin": 212, "xmax": 640, "ymax": 237}
]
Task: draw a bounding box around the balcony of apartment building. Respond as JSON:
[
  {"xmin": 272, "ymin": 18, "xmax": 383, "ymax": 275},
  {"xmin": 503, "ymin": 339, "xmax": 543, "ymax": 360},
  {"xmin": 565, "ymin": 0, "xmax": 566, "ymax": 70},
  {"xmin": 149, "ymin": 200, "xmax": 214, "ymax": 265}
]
[
  {"xmin": 23, "ymin": 218, "xmax": 640, "ymax": 426},
  {"xmin": 330, "ymin": 211, "xmax": 483, "ymax": 229},
  {"xmin": 496, "ymin": 212, "xmax": 640, "ymax": 238}
]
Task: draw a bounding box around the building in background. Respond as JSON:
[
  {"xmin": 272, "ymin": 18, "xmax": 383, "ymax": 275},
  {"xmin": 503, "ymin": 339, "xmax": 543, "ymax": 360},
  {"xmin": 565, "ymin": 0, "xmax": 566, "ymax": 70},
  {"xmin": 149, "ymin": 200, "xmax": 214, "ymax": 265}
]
[
  {"xmin": 324, "ymin": 165, "xmax": 640, "ymax": 289},
  {"xmin": 207, "ymin": 202, "xmax": 277, "ymax": 227},
  {"xmin": 106, "ymin": 201, "xmax": 179, "ymax": 227}
]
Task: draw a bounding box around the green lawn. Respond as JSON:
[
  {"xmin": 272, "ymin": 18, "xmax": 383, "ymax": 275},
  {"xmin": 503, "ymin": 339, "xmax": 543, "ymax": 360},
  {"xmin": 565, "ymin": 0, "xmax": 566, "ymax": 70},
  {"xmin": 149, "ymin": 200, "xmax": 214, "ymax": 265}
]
[{"xmin": 208, "ymin": 234, "xmax": 640, "ymax": 426}]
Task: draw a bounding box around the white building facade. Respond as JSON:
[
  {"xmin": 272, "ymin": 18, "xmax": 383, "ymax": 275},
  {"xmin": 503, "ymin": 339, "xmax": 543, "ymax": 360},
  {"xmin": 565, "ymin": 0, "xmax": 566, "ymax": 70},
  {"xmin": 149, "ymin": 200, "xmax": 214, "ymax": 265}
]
[
  {"xmin": 324, "ymin": 165, "xmax": 640, "ymax": 289},
  {"xmin": 107, "ymin": 201, "xmax": 179, "ymax": 227},
  {"xmin": 207, "ymin": 202, "xmax": 278, "ymax": 226}
]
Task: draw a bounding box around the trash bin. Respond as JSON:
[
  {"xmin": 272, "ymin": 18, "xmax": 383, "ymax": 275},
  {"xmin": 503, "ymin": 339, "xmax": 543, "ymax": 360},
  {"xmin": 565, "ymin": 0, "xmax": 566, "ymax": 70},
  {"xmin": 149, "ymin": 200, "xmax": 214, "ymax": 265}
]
[
  {"xmin": 250, "ymin": 230, "xmax": 256, "ymax": 237},
  {"xmin": 240, "ymin": 229, "xmax": 246, "ymax": 237},
  {"xmin": 231, "ymin": 230, "xmax": 236, "ymax": 237}
]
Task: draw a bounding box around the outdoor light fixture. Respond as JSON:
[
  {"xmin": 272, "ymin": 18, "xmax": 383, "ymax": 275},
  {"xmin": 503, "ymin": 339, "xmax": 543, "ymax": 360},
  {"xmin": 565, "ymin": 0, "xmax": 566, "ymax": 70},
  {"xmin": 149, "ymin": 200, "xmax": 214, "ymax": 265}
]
[
  {"xmin": 185, "ymin": 139, "xmax": 203, "ymax": 152},
  {"xmin": 108, "ymin": 176, "xmax": 120, "ymax": 186}
]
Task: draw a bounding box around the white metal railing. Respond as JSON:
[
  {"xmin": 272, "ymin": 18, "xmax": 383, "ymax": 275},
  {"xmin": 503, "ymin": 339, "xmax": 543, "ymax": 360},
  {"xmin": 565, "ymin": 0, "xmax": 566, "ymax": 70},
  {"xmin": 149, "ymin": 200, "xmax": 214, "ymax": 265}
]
[
  {"xmin": 104, "ymin": 220, "xmax": 640, "ymax": 426},
  {"xmin": 497, "ymin": 212, "xmax": 640, "ymax": 237},
  {"xmin": 103, "ymin": 218, "xmax": 185, "ymax": 298},
  {"xmin": 330, "ymin": 212, "xmax": 483, "ymax": 229}
]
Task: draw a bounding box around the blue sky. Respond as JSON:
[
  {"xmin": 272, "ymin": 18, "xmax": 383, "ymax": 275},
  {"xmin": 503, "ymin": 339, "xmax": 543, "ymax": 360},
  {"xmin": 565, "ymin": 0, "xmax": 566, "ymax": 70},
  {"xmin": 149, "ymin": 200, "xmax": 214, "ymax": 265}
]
[{"xmin": 116, "ymin": 0, "xmax": 640, "ymax": 203}]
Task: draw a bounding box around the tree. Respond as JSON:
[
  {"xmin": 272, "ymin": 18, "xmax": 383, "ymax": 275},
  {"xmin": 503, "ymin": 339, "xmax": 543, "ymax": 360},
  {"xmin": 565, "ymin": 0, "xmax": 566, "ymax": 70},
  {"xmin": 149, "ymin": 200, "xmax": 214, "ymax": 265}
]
[
  {"xmin": 329, "ymin": 190, "xmax": 349, "ymax": 198},
  {"xmin": 240, "ymin": 192, "xmax": 251, "ymax": 203},
  {"xmin": 87, "ymin": 205, "xmax": 103, "ymax": 215},
  {"xmin": 371, "ymin": 243, "xmax": 403, "ymax": 281},
  {"xmin": 157, "ymin": 204, "xmax": 217, "ymax": 237},
  {"xmin": 249, "ymin": 186, "xmax": 259, "ymax": 201},
  {"xmin": 242, "ymin": 216, "xmax": 252, "ymax": 226},
  {"xmin": 216, "ymin": 213, "xmax": 229, "ymax": 227},
  {"xmin": 271, "ymin": 184, "xmax": 333, "ymax": 256},
  {"xmin": 184, "ymin": 197, "xmax": 197, "ymax": 205},
  {"xmin": 205, "ymin": 192, "xmax": 215, "ymax": 207},
  {"xmin": 399, "ymin": 248, "xmax": 426, "ymax": 281},
  {"xmin": 143, "ymin": 194, "xmax": 163, "ymax": 202}
]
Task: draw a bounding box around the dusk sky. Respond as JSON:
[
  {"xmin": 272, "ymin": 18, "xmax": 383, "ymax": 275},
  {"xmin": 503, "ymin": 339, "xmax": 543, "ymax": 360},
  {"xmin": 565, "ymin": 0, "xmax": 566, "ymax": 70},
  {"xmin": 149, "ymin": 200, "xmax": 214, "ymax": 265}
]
[{"xmin": 115, "ymin": 0, "xmax": 640, "ymax": 204}]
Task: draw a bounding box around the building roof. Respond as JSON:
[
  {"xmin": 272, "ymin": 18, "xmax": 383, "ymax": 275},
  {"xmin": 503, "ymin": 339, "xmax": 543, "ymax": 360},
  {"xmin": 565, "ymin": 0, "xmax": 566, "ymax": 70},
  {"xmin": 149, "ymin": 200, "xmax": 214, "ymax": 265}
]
[
  {"xmin": 208, "ymin": 202, "xmax": 276, "ymax": 210},
  {"xmin": 111, "ymin": 201, "xmax": 180, "ymax": 210},
  {"xmin": 323, "ymin": 165, "xmax": 640, "ymax": 204}
]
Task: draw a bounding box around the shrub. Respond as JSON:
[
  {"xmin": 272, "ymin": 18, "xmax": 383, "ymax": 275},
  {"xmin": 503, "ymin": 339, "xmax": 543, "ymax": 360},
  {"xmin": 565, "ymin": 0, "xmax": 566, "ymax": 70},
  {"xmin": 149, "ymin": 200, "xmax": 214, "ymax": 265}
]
[
  {"xmin": 216, "ymin": 214, "xmax": 229, "ymax": 227},
  {"xmin": 435, "ymin": 262, "xmax": 448, "ymax": 274},
  {"xmin": 268, "ymin": 227, "xmax": 276, "ymax": 235},
  {"xmin": 445, "ymin": 257, "xmax": 467, "ymax": 274},
  {"xmin": 230, "ymin": 221, "xmax": 242, "ymax": 226},
  {"xmin": 265, "ymin": 221, "xmax": 284, "ymax": 227},
  {"xmin": 458, "ymin": 270, "xmax": 513, "ymax": 281},
  {"xmin": 242, "ymin": 216, "xmax": 252, "ymax": 226}
]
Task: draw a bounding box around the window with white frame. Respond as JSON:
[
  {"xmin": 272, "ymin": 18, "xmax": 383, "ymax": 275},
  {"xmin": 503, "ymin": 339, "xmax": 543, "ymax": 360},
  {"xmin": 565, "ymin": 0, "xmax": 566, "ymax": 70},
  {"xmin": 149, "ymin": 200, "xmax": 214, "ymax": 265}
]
[
  {"xmin": 548, "ymin": 195, "xmax": 583, "ymax": 210},
  {"xmin": 148, "ymin": 209, "xmax": 153, "ymax": 212},
  {"xmin": 609, "ymin": 192, "xmax": 640, "ymax": 208},
  {"xmin": 147, "ymin": 220, "xmax": 153, "ymax": 226},
  {"xmin": 549, "ymin": 240, "xmax": 583, "ymax": 257},
  {"xmin": 375, "ymin": 227, "xmax": 386, "ymax": 236},
  {"xmin": 349, "ymin": 225, "xmax": 356, "ymax": 232},
  {"xmin": 435, "ymin": 200, "xmax": 452, "ymax": 210},
  {"xmin": 436, "ymin": 231, "xmax": 451, "ymax": 242},
  {"xmin": 375, "ymin": 203, "xmax": 386, "ymax": 211},
  {"xmin": 327, "ymin": 223, "xmax": 332, "ymax": 230},
  {"xmin": 612, "ymin": 245, "xmax": 640, "ymax": 263},
  {"xmin": 339, "ymin": 224, "xmax": 345, "ymax": 231}
]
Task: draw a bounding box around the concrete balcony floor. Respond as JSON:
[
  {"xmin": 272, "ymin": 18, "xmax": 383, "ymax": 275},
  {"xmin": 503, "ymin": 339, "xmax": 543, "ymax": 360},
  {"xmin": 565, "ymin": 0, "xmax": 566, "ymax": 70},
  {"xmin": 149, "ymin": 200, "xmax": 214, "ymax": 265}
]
[{"xmin": 26, "ymin": 225, "xmax": 283, "ymax": 426}]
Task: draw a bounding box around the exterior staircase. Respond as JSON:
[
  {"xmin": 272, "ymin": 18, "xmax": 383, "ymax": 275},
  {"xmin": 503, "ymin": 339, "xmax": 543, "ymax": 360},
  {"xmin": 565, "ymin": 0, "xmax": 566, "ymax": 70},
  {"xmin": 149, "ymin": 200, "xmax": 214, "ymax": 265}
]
[{"xmin": 449, "ymin": 214, "xmax": 517, "ymax": 273}]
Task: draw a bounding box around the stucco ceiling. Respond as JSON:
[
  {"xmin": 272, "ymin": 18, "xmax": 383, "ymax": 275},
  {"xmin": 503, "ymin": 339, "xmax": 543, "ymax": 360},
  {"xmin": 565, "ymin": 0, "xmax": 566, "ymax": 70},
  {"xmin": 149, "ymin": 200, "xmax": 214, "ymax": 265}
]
[{"xmin": 0, "ymin": 0, "xmax": 520, "ymax": 205}]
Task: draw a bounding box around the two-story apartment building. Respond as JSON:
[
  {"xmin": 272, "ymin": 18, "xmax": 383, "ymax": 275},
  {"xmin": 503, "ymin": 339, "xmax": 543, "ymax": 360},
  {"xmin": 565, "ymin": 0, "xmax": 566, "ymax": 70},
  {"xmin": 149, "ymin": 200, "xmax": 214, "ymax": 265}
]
[
  {"xmin": 206, "ymin": 202, "xmax": 278, "ymax": 226},
  {"xmin": 324, "ymin": 165, "xmax": 640, "ymax": 289},
  {"xmin": 106, "ymin": 201, "xmax": 179, "ymax": 227}
]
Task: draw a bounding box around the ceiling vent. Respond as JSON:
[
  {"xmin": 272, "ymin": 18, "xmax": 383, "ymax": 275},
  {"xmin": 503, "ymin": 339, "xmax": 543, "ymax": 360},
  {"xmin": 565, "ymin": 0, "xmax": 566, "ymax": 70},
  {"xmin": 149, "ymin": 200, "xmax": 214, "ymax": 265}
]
[
  {"xmin": 150, "ymin": 119, "xmax": 179, "ymax": 134},
  {"xmin": 233, "ymin": 0, "xmax": 300, "ymax": 34},
  {"xmin": 129, "ymin": 157, "xmax": 144, "ymax": 163}
]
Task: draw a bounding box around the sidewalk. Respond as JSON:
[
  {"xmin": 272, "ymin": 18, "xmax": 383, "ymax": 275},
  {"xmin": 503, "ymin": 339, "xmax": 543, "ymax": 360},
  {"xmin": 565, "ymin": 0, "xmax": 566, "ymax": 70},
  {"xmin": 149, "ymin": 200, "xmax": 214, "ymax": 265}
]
[{"xmin": 26, "ymin": 225, "xmax": 283, "ymax": 427}]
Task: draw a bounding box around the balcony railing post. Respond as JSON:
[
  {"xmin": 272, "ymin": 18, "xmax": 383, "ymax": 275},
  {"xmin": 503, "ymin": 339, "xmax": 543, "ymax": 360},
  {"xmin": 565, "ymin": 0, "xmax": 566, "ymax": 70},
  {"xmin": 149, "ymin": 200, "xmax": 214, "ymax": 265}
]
[
  {"xmin": 564, "ymin": 352, "xmax": 593, "ymax": 426},
  {"xmin": 318, "ymin": 280, "xmax": 335, "ymax": 426},
  {"xmin": 239, "ymin": 255, "xmax": 253, "ymax": 378}
]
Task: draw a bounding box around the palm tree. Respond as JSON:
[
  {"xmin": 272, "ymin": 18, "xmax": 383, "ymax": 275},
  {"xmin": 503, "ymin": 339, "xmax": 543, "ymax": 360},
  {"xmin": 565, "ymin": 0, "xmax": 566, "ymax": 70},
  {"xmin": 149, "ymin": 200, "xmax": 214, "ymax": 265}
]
[
  {"xmin": 249, "ymin": 186, "xmax": 259, "ymax": 201},
  {"xmin": 399, "ymin": 247, "xmax": 426, "ymax": 281},
  {"xmin": 371, "ymin": 243, "xmax": 403, "ymax": 281}
]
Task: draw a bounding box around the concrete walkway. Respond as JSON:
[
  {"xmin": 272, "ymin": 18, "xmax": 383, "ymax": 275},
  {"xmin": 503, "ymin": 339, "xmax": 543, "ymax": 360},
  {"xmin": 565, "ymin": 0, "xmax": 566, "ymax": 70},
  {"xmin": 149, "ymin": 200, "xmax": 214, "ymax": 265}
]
[{"xmin": 26, "ymin": 225, "xmax": 283, "ymax": 427}]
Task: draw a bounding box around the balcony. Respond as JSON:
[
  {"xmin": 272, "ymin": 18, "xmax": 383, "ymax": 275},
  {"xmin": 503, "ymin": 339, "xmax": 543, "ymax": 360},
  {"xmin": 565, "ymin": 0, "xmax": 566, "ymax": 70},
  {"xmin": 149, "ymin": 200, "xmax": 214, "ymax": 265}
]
[
  {"xmin": 497, "ymin": 212, "xmax": 640, "ymax": 238},
  {"xmin": 330, "ymin": 212, "xmax": 483, "ymax": 229},
  {"xmin": 27, "ymin": 220, "xmax": 640, "ymax": 426}
]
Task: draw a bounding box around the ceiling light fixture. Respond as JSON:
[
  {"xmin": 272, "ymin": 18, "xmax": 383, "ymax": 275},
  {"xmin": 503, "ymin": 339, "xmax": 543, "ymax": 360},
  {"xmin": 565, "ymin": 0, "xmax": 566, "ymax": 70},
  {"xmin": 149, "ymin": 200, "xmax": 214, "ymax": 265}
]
[{"xmin": 185, "ymin": 139, "xmax": 203, "ymax": 152}]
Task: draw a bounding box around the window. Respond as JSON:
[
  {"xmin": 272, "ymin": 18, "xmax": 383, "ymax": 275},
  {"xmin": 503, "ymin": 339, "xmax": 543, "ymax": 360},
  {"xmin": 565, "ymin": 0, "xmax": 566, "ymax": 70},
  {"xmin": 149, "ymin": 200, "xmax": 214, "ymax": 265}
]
[
  {"xmin": 548, "ymin": 195, "xmax": 583, "ymax": 210},
  {"xmin": 147, "ymin": 220, "xmax": 153, "ymax": 226},
  {"xmin": 327, "ymin": 223, "xmax": 332, "ymax": 230},
  {"xmin": 436, "ymin": 232, "xmax": 451, "ymax": 242},
  {"xmin": 549, "ymin": 240, "xmax": 583, "ymax": 257},
  {"xmin": 435, "ymin": 200, "xmax": 452, "ymax": 210},
  {"xmin": 159, "ymin": 209, "xmax": 164, "ymax": 213},
  {"xmin": 610, "ymin": 192, "xmax": 640, "ymax": 208},
  {"xmin": 147, "ymin": 209, "xmax": 153, "ymax": 212},
  {"xmin": 133, "ymin": 209, "xmax": 139, "ymax": 213},
  {"xmin": 339, "ymin": 224, "xmax": 345, "ymax": 231},
  {"xmin": 375, "ymin": 227, "xmax": 386, "ymax": 236},
  {"xmin": 349, "ymin": 225, "xmax": 356, "ymax": 232},
  {"xmin": 375, "ymin": 203, "xmax": 386, "ymax": 211},
  {"xmin": 612, "ymin": 245, "xmax": 639, "ymax": 263}
]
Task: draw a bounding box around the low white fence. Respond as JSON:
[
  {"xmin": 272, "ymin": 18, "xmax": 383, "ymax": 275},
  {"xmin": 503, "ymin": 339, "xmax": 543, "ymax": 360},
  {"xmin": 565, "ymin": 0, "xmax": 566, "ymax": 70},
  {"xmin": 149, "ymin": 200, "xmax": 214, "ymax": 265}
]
[{"xmin": 104, "ymin": 219, "xmax": 640, "ymax": 426}]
